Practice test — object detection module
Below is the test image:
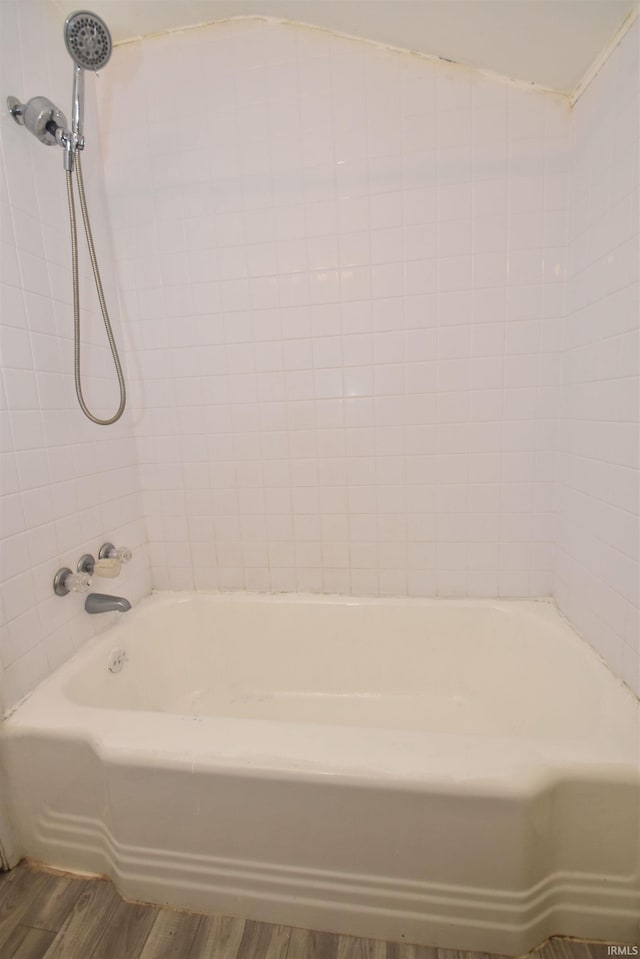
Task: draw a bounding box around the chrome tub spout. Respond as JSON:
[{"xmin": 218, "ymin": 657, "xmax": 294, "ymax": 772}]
[{"xmin": 85, "ymin": 592, "xmax": 131, "ymax": 614}]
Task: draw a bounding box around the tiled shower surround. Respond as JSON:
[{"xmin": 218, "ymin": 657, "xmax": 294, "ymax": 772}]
[
  {"xmin": 0, "ymin": 1, "xmax": 637, "ymax": 710},
  {"xmin": 0, "ymin": 0, "xmax": 150, "ymax": 712},
  {"xmin": 557, "ymin": 20, "xmax": 639, "ymax": 694},
  {"xmin": 101, "ymin": 20, "xmax": 569, "ymax": 601}
]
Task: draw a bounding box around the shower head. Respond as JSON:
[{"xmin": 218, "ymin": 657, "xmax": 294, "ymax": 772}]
[
  {"xmin": 64, "ymin": 10, "xmax": 112, "ymax": 71},
  {"xmin": 63, "ymin": 10, "xmax": 111, "ymax": 164}
]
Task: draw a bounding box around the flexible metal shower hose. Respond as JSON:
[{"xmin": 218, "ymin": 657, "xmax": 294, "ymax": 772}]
[{"xmin": 65, "ymin": 152, "xmax": 126, "ymax": 425}]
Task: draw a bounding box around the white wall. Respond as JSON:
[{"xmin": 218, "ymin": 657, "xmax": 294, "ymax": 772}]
[
  {"xmin": 0, "ymin": 0, "xmax": 150, "ymax": 714},
  {"xmin": 99, "ymin": 18, "xmax": 569, "ymax": 599},
  {"xmin": 556, "ymin": 19, "xmax": 639, "ymax": 696}
]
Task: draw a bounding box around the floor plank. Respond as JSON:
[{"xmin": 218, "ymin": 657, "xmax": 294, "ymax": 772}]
[
  {"xmin": 0, "ymin": 870, "xmax": 51, "ymax": 954},
  {"xmin": 542, "ymin": 944, "xmax": 598, "ymax": 959},
  {"xmin": 188, "ymin": 913, "xmax": 246, "ymax": 959},
  {"xmin": 41, "ymin": 879, "xmax": 120, "ymax": 959},
  {"xmin": 387, "ymin": 946, "xmax": 439, "ymax": 959},
  {"xmin": 438, "ymin": 953, "xmax": 498, "ymax": 959},
  {"xmin": 0, "ymin": 869, "xmax": 19, "ymax": 902},
  {"xmin": 235, "ymin": 919, "xmax": 291, "ymax": 959},
  {"xmin": 137, "ymin": 908, "xmax": 202, "ymax": 959},
  {"xmin": 89, "ymin": 899, "xmax": 159, "ymax": 959},
  {"xmin": 19, "ymin": 872, "xmax": 86, "ymax": 933},
  {"xmin": 287, "ymin": 927, "xmax": 341, "ymax": 958},
  {"xmin": 337, "ymin": 934, "xmax": 387, "ymax": 959},
  {"xmin": 1, "ymin": 924, "xmax": 55, "ymax": 959}
]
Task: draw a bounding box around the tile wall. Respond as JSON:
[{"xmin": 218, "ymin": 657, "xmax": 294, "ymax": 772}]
[
  {"xmin": 99, "ymin": 18, "xmax": 569, "ymax": 599},
  {"xmin": 1, "ymin": 3, "xmax": 637, "ymax": 710},
  {"xmin": 556, "ymin": 19, "xmax": 639, "ymax": 695},
  {"xmin": 0, "ymin": 0, "xmax": 150, "ymax": 713}
]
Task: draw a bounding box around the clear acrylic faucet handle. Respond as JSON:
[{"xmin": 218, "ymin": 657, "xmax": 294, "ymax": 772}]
[
  {"xmin": 54, "ymin": 566, "xmax": 91, "ymax": 596},
  {"xmin": 99, "ymin": 543, "xmax": 132, "ymax": 564},
  {"xmin": 110, "ymin": 546, "xmax": 132, "ymax": 564},
  {"xmin": 67, "ymin": 571, "xmax": 91, "ymax": 592}
]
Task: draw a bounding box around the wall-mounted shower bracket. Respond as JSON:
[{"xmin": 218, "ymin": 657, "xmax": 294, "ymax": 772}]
[{"xmin": 6, "ymin": 95, "xmax": 70, "ymax": 149}]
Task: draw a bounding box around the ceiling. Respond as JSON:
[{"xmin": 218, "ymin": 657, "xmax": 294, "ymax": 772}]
[{"xmin": 53, "ymin": 0, "xmax": 638, "ymax": 95}]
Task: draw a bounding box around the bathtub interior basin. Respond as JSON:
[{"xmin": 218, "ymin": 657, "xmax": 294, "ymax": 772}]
[{"xmin": 63, "ymin": 594, "xmax": 632, "ymax": 743}]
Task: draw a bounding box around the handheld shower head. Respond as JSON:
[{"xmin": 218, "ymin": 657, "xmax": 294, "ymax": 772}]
[
  {"xmin": 63, "ymin": 11, "xmax": 111, "ymax": 164},
  {"xmin": 64, "ymin": 10, "xmax": 112, "ymax": 71}
]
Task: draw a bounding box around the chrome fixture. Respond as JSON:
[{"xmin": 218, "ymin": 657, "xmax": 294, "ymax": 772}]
[
  {"xmin": 7, "ymin": 92, "xmax": 71, "ymax": 162},
  {"xmin": 85, "ymin": 593, "xmax": 132, "ymax": 614},
  {"xmin": 77, "ymin": 553, "xmax": 95, "ymax": 575},
  {"xmin": 53, "ymin": 567, "xmax": 92, "ymax": 596},
  {"xmin": 6, "ymin": 10, "xmax": 125, "ymax": 426},
  {"xmin": 99, "ymin": 543, "xmax": 132, "ymax": 564},
  {"xmin": 66, "ymin": 11, "xmax": 111, "ymax": 128},
  {"xmin": 64, "ymin": 10, "xmax": 112, "ymax": 168},
  {"xmin": 65, "ymin": 10, "xmax": 112, "ymax": 69},
  {"xmin": 6, "ymin": 95, "xmax": 68, "ymax": 147}
]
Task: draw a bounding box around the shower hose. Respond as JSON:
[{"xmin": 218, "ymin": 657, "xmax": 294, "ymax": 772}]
[{"xmin": 65, "ymin": 152, "xmax": 126, "ymax": 425}]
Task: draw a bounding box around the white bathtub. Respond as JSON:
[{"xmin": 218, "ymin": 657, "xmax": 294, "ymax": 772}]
[{"xmin": 1, "ymin": 592, "xmax": 638, "ymax": 953}]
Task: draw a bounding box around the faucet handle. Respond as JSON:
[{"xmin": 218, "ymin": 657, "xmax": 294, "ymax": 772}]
[
  {"xmin": 67, "ymin": 571, "xmax": 92, "ymax": 592},
  {"xmin": 53, "ymin": 567, "xmax": 91, "ymax": 596},
  {"xmin": 99, "ymin": 542, "xmax": 132, "ymax": 564}
]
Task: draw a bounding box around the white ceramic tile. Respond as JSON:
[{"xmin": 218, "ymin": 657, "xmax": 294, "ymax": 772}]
[{"xmin": 555, "ymin": 20, "xmax": 639, "ymax": 695}]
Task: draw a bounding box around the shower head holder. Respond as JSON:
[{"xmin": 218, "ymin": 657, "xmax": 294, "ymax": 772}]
[
  {"xmin": 6, "ymin": 93, "xmax": 75, "ymax": 169},
  {"xmin": 7, "ymin": 95, "xmax": 69, "ymax": 147}
]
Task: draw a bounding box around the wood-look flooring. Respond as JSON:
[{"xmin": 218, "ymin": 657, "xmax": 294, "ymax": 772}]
[{"xmin": 0, "ymin": 861, "xmax": 631, "ymax": 959}]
